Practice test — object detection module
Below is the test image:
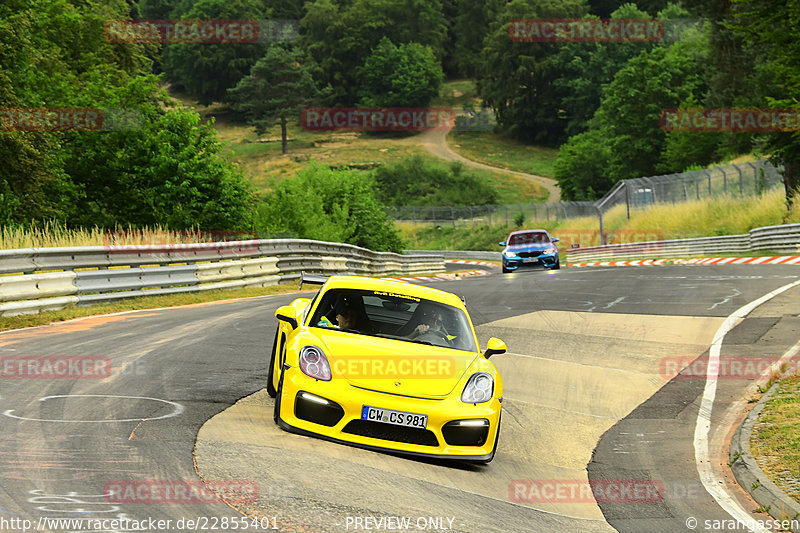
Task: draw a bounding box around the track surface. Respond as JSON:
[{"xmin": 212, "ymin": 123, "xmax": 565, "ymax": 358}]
[{"xmin": 1, "ymin": 265, "xmax": 798, "ymax": 532}]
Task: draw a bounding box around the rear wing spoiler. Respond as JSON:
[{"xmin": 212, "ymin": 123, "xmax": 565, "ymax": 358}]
[{"xmin": 299, "ymin": 272, "xmax": 328, "ymax": 290}]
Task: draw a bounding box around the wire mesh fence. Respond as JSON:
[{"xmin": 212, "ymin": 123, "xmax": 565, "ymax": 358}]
[{"xmin": 390, "ymin": 160, "xmax": 783, "ymax": 229}]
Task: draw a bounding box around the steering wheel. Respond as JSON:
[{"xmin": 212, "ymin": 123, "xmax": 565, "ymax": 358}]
[{"xmin": 417, "ymin": 328, "xmax": 453, "ymax": 346}]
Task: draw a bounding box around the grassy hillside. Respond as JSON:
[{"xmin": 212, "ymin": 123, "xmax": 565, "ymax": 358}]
[{"xmin": 171, "ymin": 82, "xmax": 548, "ymax": 203}]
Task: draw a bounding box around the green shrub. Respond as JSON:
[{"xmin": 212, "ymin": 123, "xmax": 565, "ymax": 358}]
[
  {"xmin": 374, "ymin": 156, "xmax": 499, "ymax": 206},
  {"xmin": 256, "ymin": 164, "xmax": 404, "ymax": 252}
]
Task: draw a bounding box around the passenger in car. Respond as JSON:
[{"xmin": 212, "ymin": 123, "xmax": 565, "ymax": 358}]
[{"xmin": 336, "ymin": 307, "xmax": 358, "ymax": 330}]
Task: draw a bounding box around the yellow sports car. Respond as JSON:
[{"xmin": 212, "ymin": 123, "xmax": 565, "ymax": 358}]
[{"xmin": 268, "ymin": 274, "xmax": 507, "ymax": 463}]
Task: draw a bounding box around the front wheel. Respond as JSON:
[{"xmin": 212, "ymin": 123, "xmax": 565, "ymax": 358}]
[
  {"xmin": 550, "ymin": 259, "xmax": 561, "ymax": 270},
  {"xmin": 267, "ymin": 328, "xmax": 279, "ymax": 398}
]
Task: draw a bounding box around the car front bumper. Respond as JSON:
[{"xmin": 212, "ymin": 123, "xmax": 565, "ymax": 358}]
[
  {"xmin": 275, "ymin": 367, "xmax": 501, "ymax": 460},
  {"xmin": 502, "ymin": 252, "xmax": 559, "ymax": 270}
]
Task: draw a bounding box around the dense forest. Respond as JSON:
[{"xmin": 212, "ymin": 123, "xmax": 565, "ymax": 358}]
[{"xmin": 1, "ymin": 0, "xmax": 797, "ymax": 251}]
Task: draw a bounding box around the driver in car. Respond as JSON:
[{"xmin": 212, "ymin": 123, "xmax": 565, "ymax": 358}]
[{"xmin": 410, "ymin": 307, "xmax": 453, "ymax": 345}]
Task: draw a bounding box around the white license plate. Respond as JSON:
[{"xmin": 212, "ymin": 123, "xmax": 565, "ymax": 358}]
[
  {"xmin": 361, "ymin": 406, "xmax": 427, "ymax": 429},
  {"xmin": 522, "ymin": 257, "xmax": 540, "ymax": 263}
]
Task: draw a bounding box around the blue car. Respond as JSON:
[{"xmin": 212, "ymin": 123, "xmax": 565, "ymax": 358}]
[{"xmin": 499, "ymin": 230, "xmax": 560, "ymax": 273}]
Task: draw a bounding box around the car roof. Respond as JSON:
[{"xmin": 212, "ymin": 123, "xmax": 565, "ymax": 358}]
[
  {"xmin": 322, "ymin": 275, "xmax": 465, "ymax": 308},
  {"xmin": 508, "ymin": 229, "xmax": 550, "ymax": 237}
]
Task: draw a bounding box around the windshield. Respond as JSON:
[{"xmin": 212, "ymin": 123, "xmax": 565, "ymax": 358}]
[
  {"xmin": 509, "ymin": 232, "xmax": 550, "ymax": 246},
  {"xmin": 308, "ymin": 288, "xmax": 477, "ymax": 352}
]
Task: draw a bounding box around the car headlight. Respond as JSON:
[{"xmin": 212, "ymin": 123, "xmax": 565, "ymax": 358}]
[
  {"xmin": 299, "ymin": 345, "xmax": 331, "ymax": 381},
  {"xmin": 461, "ymin": 372, "xmax": 494, "ymax": 403},
  {"xmin": 503, "ymin": 250, "xmax": 518, "ymax": 258},
  {"xmin": 544, "ymin": 246, "xmax": 556, "ymax": 254}
]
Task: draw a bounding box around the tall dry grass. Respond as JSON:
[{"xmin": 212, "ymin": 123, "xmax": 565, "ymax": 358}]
[{"xmin": 0, "ymin": 222, "xmax": 250, "ymax": 250}]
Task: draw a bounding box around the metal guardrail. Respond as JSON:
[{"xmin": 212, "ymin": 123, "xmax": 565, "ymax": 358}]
[
  {"xmin": 0, "ymin": 239, "xmax": 445, "ymax": 316},
  {"xmin": 404, "ymin": 250, "xmax": 501, "ymax": 261},
  {"xmin": 565, "ymin": 223, "xmax": 800, "ymax": 262},
  {"xmin": 408, "ymin": 223, "xmax": 800, "ymax": 264}
]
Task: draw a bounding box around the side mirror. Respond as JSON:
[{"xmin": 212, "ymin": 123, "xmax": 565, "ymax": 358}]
[
  {"xmin": 483, "ymin": 337, "xmax": 507, "ymax": 359},
  {"xmin": 498, "ymin": 241, "xmax": 506, "ymax": 247},
  {"xmin": 275, "ymin": 305, "xmax": 298, "ymax": 329},
  {"xmin": 552, "ymin": 237, "xmax": 560, "ymax": 243}
]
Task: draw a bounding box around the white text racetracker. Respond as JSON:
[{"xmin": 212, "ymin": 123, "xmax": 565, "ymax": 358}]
[{"xmin": 361, "ymin": 405, "xmax": 428, "ymax": 429}]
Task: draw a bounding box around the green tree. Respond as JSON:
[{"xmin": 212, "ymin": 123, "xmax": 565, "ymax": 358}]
[
  {"xmin": 732, "ymin": 0, "xmax": 800, "ymax": 204},
  {"xmin": 553, "ymin": 129, "xmax": 612, "ymax": 200},
  {"xmin": 161, "ymin": 0, "xmax": 269, "ymax": 105},
  {"xmin": 594, "ymin": 31, "xmax": 709, "ymax": 181},
  {"xmin": 0, "ymin": 0, "xmax": 254, "ymax": 229},
  {"xmin": 451, "ymin": 0, "xmax": 504, "ymax": 78},
  {"xmin": 0, "ymin": 0, "xmax": 148, "ymax": 222},
  {"xmin": 477, "ymin": 0, "xmax": 588, "ymax": 145},
  {"xmin": 228, "ymin": 46, "xmax": 327, "ymax": 154},
  {"xmin": 552, "ymin": 4, "xmax": 669, "ymax": 138},
  {"xmin": 300, "ymin": 0, "xmax": 448, "ymax": 105},
  {"xmin": 357, "ymin": 38, "xmax": 444, "ymax": 108},
  {"xmin": 257, "ymin": 164, "xmax": 404, "ymax": 252},
  {"xmin": 64, "ymin": 103, "xmax": 254, "ymax": 230}
]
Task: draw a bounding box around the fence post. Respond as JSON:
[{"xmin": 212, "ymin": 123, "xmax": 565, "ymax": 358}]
[
  {"xmin": 704, "ymin": 169, "xmax": 712, "ymax": 197},
  {"xmin": 735, "ymin": 164, "xmax": 743, "ymax": 198},
  {"xmin": 600, "ymin": 209, "xmax": 605, "ymax": 245},
  {"xmin": 412, "ymin": 206, "xmax": 416, "ymax": 224},
  {"xmin": 695, "ymin": 174, "xmax": 699, "ymax": 200},
  {"xmin": 625, "ymin": 181, "xmax": 631, "ymax": 220},
  {"xmin": 451, "ymin": 206, "xmax": 455, "ymax": 228}
]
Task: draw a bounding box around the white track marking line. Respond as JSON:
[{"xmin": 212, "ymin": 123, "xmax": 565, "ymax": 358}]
[{"xmin": 694, "ymin": 279, "xmax": 800, "ymax": 532}]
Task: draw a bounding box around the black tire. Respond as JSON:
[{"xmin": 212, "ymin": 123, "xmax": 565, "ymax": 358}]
[
  {"xmin": 502, "ymin": 266, "xmax": 510, "ymax": 273},
  {"xmin": 550, "ymin": 258, "xmax": 561, "ymax": 270},
  {"xmin": 273, "ymin": 359, "xmax": 285, "ymax": 424},
  {"xmin": 267, "ymin": 328, "xmax": 280, "ymax": 398}
]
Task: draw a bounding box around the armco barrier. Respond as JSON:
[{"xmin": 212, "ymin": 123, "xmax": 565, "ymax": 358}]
[
  {"xmin": 565, "ymin": 223, "xmax": 800, "ymax": 263},
  {"xmin": 411, "ymin": 222, "xmax": 800, "ymax": 264},
  {"xmin": 0, "ymin": 239, "xmax": 444, "ymax": 316},
  {"xmin": 405, "ymin": 250, "xmax": 501, "ymax": 261}
]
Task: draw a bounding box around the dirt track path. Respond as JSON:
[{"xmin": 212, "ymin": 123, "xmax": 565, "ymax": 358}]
[{"xmin": 418, "ymin": 127, "xmax": 562, "ymax": 202}]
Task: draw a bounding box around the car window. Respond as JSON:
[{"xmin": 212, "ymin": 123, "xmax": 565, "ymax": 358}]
[
  {"xmin": 308, "ymin": 288, "xmax": 477, "ymax": 352},
  {"xmin": 509, "ymin": 232, "xmax": 550, "ymax": 245}
]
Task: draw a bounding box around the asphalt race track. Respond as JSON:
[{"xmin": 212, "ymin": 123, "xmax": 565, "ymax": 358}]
[{"xmin": 1, "ymin": 265, "xmax": 799, "ymax": 533}]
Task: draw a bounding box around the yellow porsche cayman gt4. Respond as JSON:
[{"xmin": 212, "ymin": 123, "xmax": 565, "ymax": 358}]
[{"xmin": 268, "ymin": 274, "xmax": 507, "ymax": 463}]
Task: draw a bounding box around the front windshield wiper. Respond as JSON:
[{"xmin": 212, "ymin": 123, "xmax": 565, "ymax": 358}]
[{"xmin": 403, "ymin": 338, "xmax": 435, "ymax": 346}]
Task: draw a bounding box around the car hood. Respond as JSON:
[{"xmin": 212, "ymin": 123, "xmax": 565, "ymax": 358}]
[
  {"xmin": 315, "ymin": 330, "xmax": 479, "ymax": 397},
  {"xmin": 507, "ymin": 243, "xmax": 553, "ymax": 252}
]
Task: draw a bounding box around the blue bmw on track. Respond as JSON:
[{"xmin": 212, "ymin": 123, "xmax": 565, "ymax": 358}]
[{"xmin": 499, "ymin": 229, "xmax": 560, "ymax": 273}]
